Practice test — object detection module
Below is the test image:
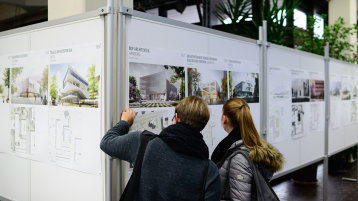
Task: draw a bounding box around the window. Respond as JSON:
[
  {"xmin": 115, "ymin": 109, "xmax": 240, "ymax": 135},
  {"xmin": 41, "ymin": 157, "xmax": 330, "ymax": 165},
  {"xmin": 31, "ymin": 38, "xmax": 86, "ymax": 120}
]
[
  {"xmin": 294, "ymin": 9, "xmax": 307, "ymax": 30},
  {"xmin": 314, "ymin": 14, "xmax": 324, "ymax": 38}
]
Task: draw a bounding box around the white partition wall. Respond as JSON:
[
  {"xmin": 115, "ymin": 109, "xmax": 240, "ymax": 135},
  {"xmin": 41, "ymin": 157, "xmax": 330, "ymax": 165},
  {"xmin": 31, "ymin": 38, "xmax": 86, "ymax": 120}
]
[
  {"xmin": 124, "ymin": 12, "xmax": 260, "ymax": 181},
  {"xmin": 329, "ymin": 59, "xmax": 358, "ymax": 156},
  {"xmin": 0, "ymin": 12, "xmax": 105, "ymax": 201},
  {"xmin": 267, "ymin": 45, "xmax": 325, "ymax": 175}
]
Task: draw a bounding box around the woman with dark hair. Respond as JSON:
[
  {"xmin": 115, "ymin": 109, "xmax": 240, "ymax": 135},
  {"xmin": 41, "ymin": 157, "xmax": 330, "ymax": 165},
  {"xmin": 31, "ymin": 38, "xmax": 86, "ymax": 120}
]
[{"xmin": 211, "ymin": 98, "xmax": 285, "ymax": 201}]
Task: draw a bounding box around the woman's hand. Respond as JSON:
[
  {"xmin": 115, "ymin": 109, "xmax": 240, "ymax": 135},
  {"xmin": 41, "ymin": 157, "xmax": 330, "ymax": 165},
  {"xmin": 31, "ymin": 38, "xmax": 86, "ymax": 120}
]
[{"xmin": 121, "ymin": 108, "xmax": 136, "ymax": 126}]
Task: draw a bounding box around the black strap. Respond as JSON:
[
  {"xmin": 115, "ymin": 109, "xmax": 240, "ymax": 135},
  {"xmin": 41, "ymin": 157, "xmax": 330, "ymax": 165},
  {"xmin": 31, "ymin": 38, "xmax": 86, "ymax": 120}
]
[
  {"xmin": 199, "ymin": 160, "xmax": 209, "ymax": 201},
  {"xmin": 119, "ymin": 130, "xmax": 156, "ymax": 201}
]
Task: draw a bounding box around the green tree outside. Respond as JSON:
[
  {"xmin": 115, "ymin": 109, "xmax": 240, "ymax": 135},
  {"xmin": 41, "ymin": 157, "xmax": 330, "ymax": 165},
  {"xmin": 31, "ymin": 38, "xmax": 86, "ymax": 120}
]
[{"xmin": 87, "ymin": 65, "xmax": 98, "ymax": 100}]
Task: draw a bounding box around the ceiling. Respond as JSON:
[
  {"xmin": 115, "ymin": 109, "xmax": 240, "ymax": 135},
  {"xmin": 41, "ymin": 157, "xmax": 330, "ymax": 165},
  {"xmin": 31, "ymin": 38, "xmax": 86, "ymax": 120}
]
[{"xmin": 0, "ymin": 0, "xmax": 47, "ymax": 32}]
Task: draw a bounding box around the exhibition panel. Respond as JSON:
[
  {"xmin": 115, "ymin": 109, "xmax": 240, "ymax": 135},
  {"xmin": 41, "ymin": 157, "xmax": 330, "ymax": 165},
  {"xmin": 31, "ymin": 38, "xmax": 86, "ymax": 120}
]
[{"xmin": 0, "ymin": 13, "xmax": 105, "ymax": 201}]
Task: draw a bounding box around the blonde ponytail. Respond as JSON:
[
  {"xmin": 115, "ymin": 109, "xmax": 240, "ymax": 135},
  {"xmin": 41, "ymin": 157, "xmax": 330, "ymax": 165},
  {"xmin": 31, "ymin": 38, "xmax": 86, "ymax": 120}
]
[{"xmin": 223, "ymin": 98, "xmax": 264, "ymax": 149}]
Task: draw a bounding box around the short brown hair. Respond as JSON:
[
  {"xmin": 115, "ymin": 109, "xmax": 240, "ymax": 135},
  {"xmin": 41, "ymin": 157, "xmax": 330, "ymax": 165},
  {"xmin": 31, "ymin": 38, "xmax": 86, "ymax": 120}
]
[{"xmin": 175, "ymin": 96, "xmax": 210, "ymax": 131}]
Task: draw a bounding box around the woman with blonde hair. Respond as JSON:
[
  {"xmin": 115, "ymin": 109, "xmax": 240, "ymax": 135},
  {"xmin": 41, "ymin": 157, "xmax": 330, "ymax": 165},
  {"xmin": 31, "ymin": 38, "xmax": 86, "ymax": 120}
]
[{"xmin": 211, "ymin": 98, "xmax": 284, "ymax": 201}]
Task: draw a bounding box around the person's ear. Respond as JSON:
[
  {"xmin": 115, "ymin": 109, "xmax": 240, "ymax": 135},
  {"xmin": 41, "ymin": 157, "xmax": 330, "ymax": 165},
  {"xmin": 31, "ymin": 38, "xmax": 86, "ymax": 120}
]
[
  {"xmin": 222, "ymin": 114, "xmax": 228, "ymax": 125},
  {"xmin": 175, "ymin": 113, "xmax": 180, "ymax": 123}
]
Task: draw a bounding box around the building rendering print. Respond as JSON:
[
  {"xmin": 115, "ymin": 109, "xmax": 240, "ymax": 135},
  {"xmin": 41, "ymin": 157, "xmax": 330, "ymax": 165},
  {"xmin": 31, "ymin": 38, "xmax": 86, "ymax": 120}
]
[
  {"xmin": 292, "ymin": 79, "xmax": 310, "ymax": 102},
  {"xmin": 341, "ymin": 81, "xmax": 351, "ymax": 100},
  {"xmin": 231, "ymin": 71, "xmax": 259, "ymax": 103},
  {"xmin": 49, "ymin": 63, "xmax": 99, "ymax": 107},
  {"xmin": 129, "ymin": 62, "xmax": 185, "ymax": 108},
  {"xmin": 310, "ymin": 80, "xmax": 324, "ymax": 101},
  {"xmin": 330, "ymin": 81, "xmax": 341, "ymax": 99},
  {"xmin": 188, "ymin": 68, "xmax": 227, "ymax": 105},
  {"xmin": 11, "ymin": 66, "xmax": 48, "ymax": 105},
  {"xmin": 0, "ymin": 68, "xmax": 10, "ymax": 103}
]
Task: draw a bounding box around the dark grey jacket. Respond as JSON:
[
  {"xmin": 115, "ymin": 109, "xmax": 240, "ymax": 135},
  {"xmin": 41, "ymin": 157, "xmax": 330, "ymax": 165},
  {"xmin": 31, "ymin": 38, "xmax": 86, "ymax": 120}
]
[
  {"xmin": 219, "ymin": 140, "xmax": 284, "ymax": 201},
  {"xmin": 100, "ymin": 120, "xmax": 221, "ymax": 201}
]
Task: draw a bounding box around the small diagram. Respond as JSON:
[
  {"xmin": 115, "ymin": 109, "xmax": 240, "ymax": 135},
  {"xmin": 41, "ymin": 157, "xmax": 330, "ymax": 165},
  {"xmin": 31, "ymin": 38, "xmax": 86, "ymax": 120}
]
[
  {"xmin": 130, "ymin": 110, "xmax": 171, "ymax": 134},
  {"xmin": 188, "ymin": 68, "xmax": 227, "ymax": 105},
  {"xmin": 0, "ymin": 68, "xmax": 10, "ymax": 103},
  {"xmin": 330, "ymin": 81, "xmax": 341, "ymax": 99},
  {"xmin": 10, "ymin": 106, "xmax": 36, "ymax": 154},
  {"xmin": 230, "ymin": 71, "xmax": 259, "ymax": 103},
  {"xmin": 341, "ymin": 81, "xmax": 351, "ymax": 100},
  {"xmin": 310, "ymin": 103, "xmax": 321, "ymax": 131},
  {"xmin": 292, "ymin": 104, "xmax": 305, "ymax": 138},
  {"xmin": 269, "ymin": 107, "xmax": 284, "ymax": 142},
  {"xmin": 49, "ymin": 110, "xmax": 81, "ymax": 163},
  {"xmin": 292, "ymin": 79, "xmax": 310, "ymax": 102},
  {"xmin": 351, "ymin": 101, "xmax": 357, "ymax": 123},
  {"xmin": 310, "ymin": 80, "xmax": 324, "ymax": 101},
  {"xmin": 49, "ymin": 63, "xmax": 100, "ymax": 107},
  {"xmin": 129, "ymin": 62, "xmax": 185, "ymax": 108},
  {"xmin": 352, "ymin": 84, "xmax": 357, "ymax": 99},
  {"xmin": 11, "ymin": 66, "xmax": 48, "ymax": 105}
]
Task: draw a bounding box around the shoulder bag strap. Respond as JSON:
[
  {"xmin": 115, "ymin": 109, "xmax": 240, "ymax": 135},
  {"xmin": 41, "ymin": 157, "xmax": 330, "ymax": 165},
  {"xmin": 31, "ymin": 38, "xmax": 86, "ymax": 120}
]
[
  {"xmin": 199, "ymin": 159, "xmax": 209, "ymax": 201},
  {"xmin": 119, "ymin": 130, "xmax": 156, "ymax": 201},
  {"xmin": 237, "ymin": 150, "xmax": 280, "ymax": 201}
]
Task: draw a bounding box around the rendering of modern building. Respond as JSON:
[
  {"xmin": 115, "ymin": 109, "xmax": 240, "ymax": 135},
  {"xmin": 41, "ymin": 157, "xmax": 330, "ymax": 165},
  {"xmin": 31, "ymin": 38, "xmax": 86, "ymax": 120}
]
[
  {"xmin": 292, "ymin": 79, "xmax": 310, "ymax": 100},
  {"xmin": 311, "ymin": 80, "xmax": 324, "ymax": 99},
  {"xmin": 139, "ymin": 71, "xmax": 178, "ymax": 101},
  {"xmin": 61, "ymin": 66, "xmax": 89, "ymax": 103},
  {"xmin": 200, "ymin": 81, "xmax": 220, "ymax": 104},
  {"xmin": 234, "ymin": 80, "xmax": 255, "ymax": 97},
  {"xmin": 20, "ymin": 78, "xmax": 41, "ymax": 97}
]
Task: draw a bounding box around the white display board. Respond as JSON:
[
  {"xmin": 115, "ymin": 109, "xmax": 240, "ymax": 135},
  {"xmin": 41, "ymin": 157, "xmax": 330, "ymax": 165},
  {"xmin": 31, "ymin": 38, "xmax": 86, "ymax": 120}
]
[
  {"xmin": 0, "ymin": 15, "xmax": 104, "ymax": 201},
  {"xmin": 125, "ymin": 15, "xmax": 260, "ymax": 180},
  {"xmin": 329, "ymin": 59, "xmax": 358, "ymax": 155},
  {"xmin": 267, "ymin": 45, "xmax": 325, "ymax": 174}
]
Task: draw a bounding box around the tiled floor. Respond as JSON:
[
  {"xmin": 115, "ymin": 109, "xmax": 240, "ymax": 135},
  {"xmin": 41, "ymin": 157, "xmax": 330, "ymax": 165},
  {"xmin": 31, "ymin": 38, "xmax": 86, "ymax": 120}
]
[{"xmin": 272, "ymin": 163, "xmax": 358, "ymax": 201}]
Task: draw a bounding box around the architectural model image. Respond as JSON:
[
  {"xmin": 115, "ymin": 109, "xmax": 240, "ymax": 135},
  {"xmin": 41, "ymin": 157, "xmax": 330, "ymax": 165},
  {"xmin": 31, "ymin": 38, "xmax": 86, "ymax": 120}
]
[
  {"xmin": 11, "ymin": 66, "xmax": 48, "ymax": 105},
  {"xmin": 292, "ymin": 79, "xmax": 310, "ymax": 102},
  {"xmin": 310, "ymin": 80, "xmax": 324, "ymax": 101},
  {"xmin": 130, "ymin": 109, "xmax": 171, "ymax": 133},
  {"xmin": 231, "ymin": 72, "xmax": 259, "ymax": 103},
  {"xmin": 49, "ymin": 63, "xmax": 99, "ymax": 107},
  {"xmin": 129, "ymin": 62, "xmax": 185, "ymax": 108},
  {"xmin": 188, "ymin": 68, "xmax": 227, "ymax": 105}
]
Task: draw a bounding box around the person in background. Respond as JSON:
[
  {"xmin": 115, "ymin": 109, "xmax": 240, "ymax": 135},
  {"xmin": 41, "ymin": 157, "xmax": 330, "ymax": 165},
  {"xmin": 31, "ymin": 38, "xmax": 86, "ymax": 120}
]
[
  {"xmin": 100, "ymin": 96, "xmax": 221, "ymax": 201},
  {"xmin": 211, "ymin": 98, "xmax": 284, "ymax": 201}
]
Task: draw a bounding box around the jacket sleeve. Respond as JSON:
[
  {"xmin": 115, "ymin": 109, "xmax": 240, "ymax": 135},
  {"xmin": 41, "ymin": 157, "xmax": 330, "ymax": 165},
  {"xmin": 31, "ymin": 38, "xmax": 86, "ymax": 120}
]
[
  {"xmin": 228, "ymin": 153, "xmax": 253, "ymax": 201},
  {"xmin": 205, "ymin": 161, "xmax": 221, "ymax": 201},
  {"xmin": 100, "ymin": 120, "xmax": 142, "ymax": 163}
]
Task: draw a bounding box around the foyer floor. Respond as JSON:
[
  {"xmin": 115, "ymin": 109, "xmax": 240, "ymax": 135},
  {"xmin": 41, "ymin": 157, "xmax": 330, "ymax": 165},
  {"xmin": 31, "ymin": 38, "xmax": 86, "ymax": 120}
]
[{"xmin": 272, "ymin": 163, "xmax": 358, "ymax": 201}]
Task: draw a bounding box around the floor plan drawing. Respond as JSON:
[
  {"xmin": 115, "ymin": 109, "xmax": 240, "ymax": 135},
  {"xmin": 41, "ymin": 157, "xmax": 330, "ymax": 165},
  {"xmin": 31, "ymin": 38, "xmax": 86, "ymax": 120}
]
[
  {"xmin": 10, "ymin": 106, "xmax": 36, "ymax": 155},
  {"xmin": 310, "ymin": 103, "xmax": 323, "ymax": 132},
  {"xmin": 49, "ymin": 110, "xmax": 79, "ymax": 163}
]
